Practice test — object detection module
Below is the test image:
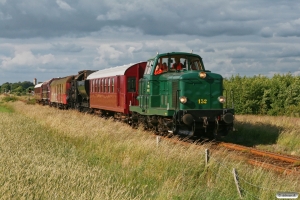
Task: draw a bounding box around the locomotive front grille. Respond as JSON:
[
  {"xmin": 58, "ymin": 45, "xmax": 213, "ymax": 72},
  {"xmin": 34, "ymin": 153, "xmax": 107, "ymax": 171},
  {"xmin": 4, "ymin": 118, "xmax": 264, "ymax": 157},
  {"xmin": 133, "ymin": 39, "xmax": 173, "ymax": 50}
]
[{"xmin": 172, "ymin": 81, "xmax": 179, "ymax": 108}]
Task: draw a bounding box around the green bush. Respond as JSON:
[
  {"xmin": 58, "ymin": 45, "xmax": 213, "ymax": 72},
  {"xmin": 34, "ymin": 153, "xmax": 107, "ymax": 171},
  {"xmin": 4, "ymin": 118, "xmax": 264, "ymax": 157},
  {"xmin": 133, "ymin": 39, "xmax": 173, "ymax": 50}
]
[
  {"xmin": 224, "ymin": 74, "xmax": 300, "ymax": 116},
  {"xmin": 2, "ymin": 96, "xmax": 18, "ymax": 102}
]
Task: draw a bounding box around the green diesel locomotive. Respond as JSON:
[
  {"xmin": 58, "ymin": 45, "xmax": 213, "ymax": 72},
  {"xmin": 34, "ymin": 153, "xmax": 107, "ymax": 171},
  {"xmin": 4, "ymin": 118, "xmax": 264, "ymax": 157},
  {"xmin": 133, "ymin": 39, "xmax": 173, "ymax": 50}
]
[{"xmin": 130, "ymin": 52, "xmax": 234, "ymax": 138}]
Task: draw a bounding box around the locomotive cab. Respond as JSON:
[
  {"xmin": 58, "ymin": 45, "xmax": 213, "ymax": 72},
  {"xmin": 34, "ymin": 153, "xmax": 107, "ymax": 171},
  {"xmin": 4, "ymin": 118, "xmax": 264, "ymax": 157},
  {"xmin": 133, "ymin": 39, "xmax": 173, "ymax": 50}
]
[{"xmin": 130, "ymin": 52, "xmax": 234, "ymax": 139}]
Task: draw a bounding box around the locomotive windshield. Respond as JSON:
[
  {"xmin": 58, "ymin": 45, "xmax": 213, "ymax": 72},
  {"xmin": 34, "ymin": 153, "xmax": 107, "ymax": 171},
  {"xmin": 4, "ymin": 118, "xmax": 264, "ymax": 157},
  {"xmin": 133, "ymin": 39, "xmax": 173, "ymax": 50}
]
[{"xmin": 151, "ymin": 55, "xmax": 204, "ymax": 75}]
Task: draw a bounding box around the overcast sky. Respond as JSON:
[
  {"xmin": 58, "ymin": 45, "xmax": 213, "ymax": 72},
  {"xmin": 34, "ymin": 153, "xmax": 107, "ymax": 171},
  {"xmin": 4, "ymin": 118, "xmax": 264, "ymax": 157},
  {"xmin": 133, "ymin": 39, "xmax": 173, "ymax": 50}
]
[{"xmin": 1, "ymin": 0, "xmax": 300, "ymax": 85}]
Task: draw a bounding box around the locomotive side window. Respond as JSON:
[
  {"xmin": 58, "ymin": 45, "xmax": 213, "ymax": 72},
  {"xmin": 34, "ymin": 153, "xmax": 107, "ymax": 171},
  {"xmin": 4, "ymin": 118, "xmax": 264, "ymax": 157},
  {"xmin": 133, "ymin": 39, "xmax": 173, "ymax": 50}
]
[
  {"xmin": 127, "ymin": 77, "xmax": 136, "ymax": 92},
  {"xmin": 190, "ymin": 60, "xmax": 202, "ymax": 70},
  {"xmin": 144, "ymin": 61, "xmax": 154, "ymax": 75}
]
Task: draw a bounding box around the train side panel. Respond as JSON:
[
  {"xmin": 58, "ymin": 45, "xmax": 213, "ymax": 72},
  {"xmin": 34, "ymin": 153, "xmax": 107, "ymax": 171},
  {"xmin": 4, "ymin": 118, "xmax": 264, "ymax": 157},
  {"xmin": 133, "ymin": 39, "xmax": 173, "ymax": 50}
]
[
  {"xmin": 50, "ymin": 76, "xmax": 74, "ymax": 108},
  {"xmin": 88, "ymin": 62, "xmax": 146, "ymax": 114}
]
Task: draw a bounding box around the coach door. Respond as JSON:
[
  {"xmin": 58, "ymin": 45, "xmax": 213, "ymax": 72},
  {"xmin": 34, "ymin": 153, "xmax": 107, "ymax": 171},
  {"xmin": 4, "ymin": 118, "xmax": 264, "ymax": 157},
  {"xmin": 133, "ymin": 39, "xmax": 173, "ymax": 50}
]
[
  {"xmin": 127, "ymin": 77, "xmax": 137, "ymax": 106},
  {"xmin": 116, "ymin": 76, "xmax": 120, "ymax": 107}
]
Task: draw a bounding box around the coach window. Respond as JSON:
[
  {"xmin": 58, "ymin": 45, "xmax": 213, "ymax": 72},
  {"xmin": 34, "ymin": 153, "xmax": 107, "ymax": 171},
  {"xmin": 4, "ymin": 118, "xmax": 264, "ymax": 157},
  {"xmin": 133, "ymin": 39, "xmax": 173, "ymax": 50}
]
[
  {"xmin": 98, "ymin": 79, "xmax": 101, "ymax": 92},
  {"xmin": 99, "ymin": 79, "xmax": 102, "ymax": 92},
  {"xmin": 127, "ymin": 77, "xmax": 136, "ymax": 92},
  {"xmin": 111, "ymin": 78, "xmax": 114, "ymax": 93},
  {"xmin": 95, "ymin": 79, "xmax": 98, "ymax": 92},
  {"xmin": 101, "ymin": 79, "xmax": 103, "ymax": 92},
  {"xmin": 104, "ymin": 79, "xmax": 107, "ymax": 93},
  {"xmin": 99, "ymin": 79, "xmax": 101, "ymax": 92},
  {"xmin": 108, "ymin": 78, "xmax": 110, "ymax": 93}
]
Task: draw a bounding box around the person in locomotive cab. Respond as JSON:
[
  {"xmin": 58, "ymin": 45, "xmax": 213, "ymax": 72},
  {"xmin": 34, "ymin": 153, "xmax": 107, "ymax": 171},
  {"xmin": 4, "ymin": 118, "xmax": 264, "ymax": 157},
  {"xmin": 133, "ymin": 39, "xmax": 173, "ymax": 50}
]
[
  {"xmin": 154, "ymin": 64, "xmax": 164, "ymax": 75},
  {"xmin": 172, "ymin": 57, "xmax": 183, "ymax": 70},
  {"xmin": 154, "ymin": 62, "xmax": 168, "ymax": 75},
  {"xmin": 162, "ymin": 62, "xmax": 168, "ymax": 71}
]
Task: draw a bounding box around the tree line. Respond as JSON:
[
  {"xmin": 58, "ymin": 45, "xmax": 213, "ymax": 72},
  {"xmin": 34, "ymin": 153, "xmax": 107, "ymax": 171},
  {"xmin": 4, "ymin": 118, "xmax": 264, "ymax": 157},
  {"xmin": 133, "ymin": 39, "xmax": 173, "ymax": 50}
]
[
  {"xmin": 224, "ymin": 73, "xmax": 300, "ymax": 117},
  {"xmin": 0, "ymin": 81, "xmax": 34, "ymax": 96}
]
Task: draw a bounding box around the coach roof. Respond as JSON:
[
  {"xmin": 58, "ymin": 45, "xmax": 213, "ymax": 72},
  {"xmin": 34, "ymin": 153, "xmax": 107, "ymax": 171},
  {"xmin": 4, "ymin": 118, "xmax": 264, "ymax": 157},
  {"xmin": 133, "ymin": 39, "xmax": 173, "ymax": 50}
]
[
  {"xmin": 34, "ymin": 83, "xmax": 43, "ymax": 88},
  {"xmin": 87, "ymin": 62, "xmax": 142, "ymax": 80}
]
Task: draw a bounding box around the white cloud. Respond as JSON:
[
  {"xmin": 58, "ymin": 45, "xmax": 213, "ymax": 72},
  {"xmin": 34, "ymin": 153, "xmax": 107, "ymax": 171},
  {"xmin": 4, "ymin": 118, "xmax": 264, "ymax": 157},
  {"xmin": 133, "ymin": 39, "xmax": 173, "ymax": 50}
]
[
  {"xmin": 56, "ymin": 0, "xmax": 75, "ymax": 11},
  {"xmin": 97, "ymin": 11, "xmax": 122, "ymax": 21},
  {"xmin": 293, "ymin": 71, "xmax": 300, "ymax": 76},
  {"xmin": 0, "ymin": 12, "xmax": 12, "ymax": 20},
  {"xmin": 1, "ymin": 50, "xmax": 55, "ymax": 70},
  {"xmin": 276, "ymin": 18, "xmax": 300, "ymax": 37},
  {"xmin": 93, "ymin": 45, "xmax": 124, "ymax": 67}
]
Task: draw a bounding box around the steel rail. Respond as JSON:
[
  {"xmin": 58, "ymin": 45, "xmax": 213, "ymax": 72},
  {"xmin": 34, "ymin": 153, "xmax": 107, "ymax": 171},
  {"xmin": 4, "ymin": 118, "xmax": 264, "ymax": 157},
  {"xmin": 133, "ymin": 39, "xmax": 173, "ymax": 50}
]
[
  {"xmin": 219, "ymin": 142, "xmax": 300, "ymax": 164},
  {"xmin": 247, "ymin": 159, "xmax": 300, "ymax": 175}
]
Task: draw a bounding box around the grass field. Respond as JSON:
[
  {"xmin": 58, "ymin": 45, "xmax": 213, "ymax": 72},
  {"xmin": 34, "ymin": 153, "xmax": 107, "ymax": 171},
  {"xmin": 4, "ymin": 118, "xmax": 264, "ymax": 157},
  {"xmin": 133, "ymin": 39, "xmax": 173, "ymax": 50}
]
[
  {"xmin": 224, "ymin": 115, "xmax": 300, "ymax": 156},
  {"xmin": 0, "ymin": 99, "xmax": 299, "ymax": 199}
]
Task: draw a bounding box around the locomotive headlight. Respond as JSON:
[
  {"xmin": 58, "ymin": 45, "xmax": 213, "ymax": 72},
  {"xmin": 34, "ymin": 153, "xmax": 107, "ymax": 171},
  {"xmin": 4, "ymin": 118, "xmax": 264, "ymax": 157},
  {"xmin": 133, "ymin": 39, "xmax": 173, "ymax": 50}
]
[
  {"xmin": 218, "ymin": 96, "xmax": 226, "ymax": 103},
  {"xmin": 179, "ymin": 96, "xmax": 187, "ymax": 104},
  {"xmin": 199, "ymin": 72, "xmax": 206, "ymax": 79}
]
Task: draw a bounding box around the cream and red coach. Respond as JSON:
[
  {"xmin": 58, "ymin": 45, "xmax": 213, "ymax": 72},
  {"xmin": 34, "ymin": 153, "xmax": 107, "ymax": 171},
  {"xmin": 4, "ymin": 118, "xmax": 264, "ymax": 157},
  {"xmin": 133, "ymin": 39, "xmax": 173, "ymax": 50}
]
[{"xmin": 50, "ymin": 75, "xmax": 75, "ymax": 109}]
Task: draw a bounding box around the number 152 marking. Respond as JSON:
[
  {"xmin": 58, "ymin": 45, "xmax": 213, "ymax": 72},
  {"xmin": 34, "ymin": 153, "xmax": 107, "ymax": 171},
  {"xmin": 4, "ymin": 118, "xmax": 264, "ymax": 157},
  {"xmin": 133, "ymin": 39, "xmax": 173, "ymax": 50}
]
[{"xmin": 198, "ymin": 99, "xmax": 207, "ymax": 104}]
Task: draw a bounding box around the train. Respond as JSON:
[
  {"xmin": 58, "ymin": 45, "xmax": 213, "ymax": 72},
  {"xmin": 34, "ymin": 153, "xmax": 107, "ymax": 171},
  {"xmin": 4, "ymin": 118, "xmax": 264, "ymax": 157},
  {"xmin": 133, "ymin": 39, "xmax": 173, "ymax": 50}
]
[{"xmin": 34, "ymin": 52, "xmax": 235, "ymax": 139}]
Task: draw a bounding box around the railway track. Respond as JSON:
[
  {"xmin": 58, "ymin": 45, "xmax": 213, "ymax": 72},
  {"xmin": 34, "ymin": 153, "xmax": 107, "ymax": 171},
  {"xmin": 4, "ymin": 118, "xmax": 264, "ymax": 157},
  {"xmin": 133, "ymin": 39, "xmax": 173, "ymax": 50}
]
[
  {"xmin": 218, "ymin": 142, "xmax": 300, "ymax": 175},
  {"xmin": 158, "ymin": 135, "xmax": 300, "ymax": 175}
]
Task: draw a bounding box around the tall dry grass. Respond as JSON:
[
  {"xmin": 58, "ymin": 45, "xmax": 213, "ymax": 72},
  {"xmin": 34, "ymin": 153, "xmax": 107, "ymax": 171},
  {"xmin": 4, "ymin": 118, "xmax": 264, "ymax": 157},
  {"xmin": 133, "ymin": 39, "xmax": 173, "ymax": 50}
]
[
  {"xmin": 0, "ymin": 101, "xmax": 299, "ymax": 199},
  {"xmin": 225, "ymin": 115, "xmax": 300, "ymax": 156}
]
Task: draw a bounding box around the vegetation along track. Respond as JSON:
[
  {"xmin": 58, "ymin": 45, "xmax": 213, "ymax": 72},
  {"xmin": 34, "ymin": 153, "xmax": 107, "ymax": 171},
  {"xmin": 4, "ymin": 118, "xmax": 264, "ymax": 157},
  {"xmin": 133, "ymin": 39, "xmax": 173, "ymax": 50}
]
[
  {"xmin": 154, "ymin": 134, "xmax": 300, "ymax": 175},
  {"xmin": 18, "ymin": 97, "xmax": 300, "ymax": 176}
]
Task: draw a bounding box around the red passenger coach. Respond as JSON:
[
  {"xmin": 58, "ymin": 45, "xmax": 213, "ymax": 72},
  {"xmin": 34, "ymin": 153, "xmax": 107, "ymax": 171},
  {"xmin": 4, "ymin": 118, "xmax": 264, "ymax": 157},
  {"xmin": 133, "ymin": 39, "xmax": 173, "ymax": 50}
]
[
  {"xmin": 50, "ymin": 75, "xmax": 74, "ymax": 109},
  {"xmin": 87, "ymin": 62, "xmax": 146, "ymax": 117}
]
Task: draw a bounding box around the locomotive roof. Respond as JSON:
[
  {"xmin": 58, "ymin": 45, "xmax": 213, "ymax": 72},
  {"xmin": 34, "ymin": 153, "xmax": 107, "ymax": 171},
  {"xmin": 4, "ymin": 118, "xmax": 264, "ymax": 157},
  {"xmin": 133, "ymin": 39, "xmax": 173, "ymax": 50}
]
[
  {"xmin": 34, "ymin": 83, "xmax": 43, "ymax": 88},
  {"xmin": 149, "ymin": 52, "xmax": 203, "ymax": 60},
  {"xmin": 87, "ymin": 62, "xmax": 141, "ymax": 79}
]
